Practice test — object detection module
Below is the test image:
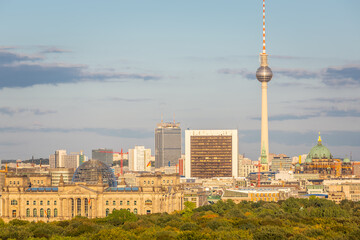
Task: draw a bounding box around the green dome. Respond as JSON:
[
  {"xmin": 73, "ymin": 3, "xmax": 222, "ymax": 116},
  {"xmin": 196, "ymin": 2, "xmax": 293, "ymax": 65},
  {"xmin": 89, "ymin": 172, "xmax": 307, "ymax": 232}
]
[
  {"xmin": 295, "ymin": 163, "xmax": 300, "ymax": 167},
  {"xmin": 343, "ymin": 158, "xmax": 350, "ymax": 163},
  {"xmin": 306, "ymin": 134, "xmax": 332, "ymax": 161}
]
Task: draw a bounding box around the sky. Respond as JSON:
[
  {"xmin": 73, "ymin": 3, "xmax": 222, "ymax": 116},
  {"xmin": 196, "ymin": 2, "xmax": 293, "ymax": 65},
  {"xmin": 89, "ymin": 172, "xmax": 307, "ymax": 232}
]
[{"xmin": 0, "ymin": 0, "xmax": 359, "ymax": 161}]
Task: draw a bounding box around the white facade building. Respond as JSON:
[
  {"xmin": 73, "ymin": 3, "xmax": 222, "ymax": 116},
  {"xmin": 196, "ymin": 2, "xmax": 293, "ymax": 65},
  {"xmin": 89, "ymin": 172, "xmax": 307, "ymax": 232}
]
[{"xmin": 128, "ymin": 146, "xmax": 151, "ymax": 171}]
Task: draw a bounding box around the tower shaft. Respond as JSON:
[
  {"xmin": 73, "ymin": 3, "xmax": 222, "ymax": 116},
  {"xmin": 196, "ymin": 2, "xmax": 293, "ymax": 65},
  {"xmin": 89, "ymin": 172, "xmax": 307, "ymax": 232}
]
[{"xmin": 261, "ymin": 80, "xmax": 269, "ymax": 160}]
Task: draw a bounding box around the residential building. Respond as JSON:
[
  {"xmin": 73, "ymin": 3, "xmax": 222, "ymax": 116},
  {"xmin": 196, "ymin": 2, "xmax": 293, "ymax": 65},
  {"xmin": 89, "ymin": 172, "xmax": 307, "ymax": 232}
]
[{"xmin": 128, "ymin": 146, "xmax": 151, "ymax": 172}]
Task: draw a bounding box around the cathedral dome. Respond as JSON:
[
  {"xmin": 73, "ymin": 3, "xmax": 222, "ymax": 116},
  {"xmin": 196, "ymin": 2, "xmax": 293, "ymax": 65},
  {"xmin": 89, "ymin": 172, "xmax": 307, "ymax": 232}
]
[
  {"xmin": 72, "ymin": 159, "xmax": 117, "ymax": 187},
  {"xmin": 305, "ymin": 134, "xmax": 332, "ymax": 162}
]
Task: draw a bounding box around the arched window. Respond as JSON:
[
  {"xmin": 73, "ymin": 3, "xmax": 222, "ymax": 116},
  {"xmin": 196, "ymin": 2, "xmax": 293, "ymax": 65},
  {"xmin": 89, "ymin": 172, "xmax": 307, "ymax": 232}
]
[
  {"xmin": 127, "ymin": 208, "xmax": 130, "ymax": 212},
  {"xmin": 134, "ymin": 208, "xmax": 138, "ymax": 214},
  {"xmin": 33, "ymin": 208, "xmax": 37, "ymax": 217},
  {"xmin": 113, "ymin": 208, "xmax": 116, "ymax": 213},
  {"xmin": 40, "ymin": 208, "xmax": 44, "ymax": 217},
  {"xmin": 145, "ymin": 200, "xmax": 152, "ymax": 205},
  {"xmin": 47, "ymin": 208, "xmax": 51, "ymax": 217},
  {"xmin": 106, "ymin": 208, "xmax": 109, "ymax": 216},
  {"xmin": 54, "ymin": 208, "xmax": 58, "ymax": 217},
  {"xmin": 26, "ymin": 208, "xmax": 30, "ymax": 217}
]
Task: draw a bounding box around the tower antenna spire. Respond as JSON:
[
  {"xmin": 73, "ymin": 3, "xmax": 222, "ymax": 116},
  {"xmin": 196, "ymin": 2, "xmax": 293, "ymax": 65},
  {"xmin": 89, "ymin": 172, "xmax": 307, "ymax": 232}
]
[{"xmin": 262, "ymin": 0, "xmax": 266, "ymax": 54}]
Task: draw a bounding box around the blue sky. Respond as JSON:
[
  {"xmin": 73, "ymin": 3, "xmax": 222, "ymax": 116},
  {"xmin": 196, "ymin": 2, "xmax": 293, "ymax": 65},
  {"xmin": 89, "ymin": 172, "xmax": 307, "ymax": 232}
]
[{"xmin": 0, "ymin": 0, "xmax": 359, "ymax": 161}]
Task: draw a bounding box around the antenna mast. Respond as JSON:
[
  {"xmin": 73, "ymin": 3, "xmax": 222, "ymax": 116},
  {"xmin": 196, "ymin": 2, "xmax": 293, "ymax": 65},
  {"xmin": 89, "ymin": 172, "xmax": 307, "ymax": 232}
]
[{"xmin": 262, "ymin": 0, "xmax": 266, "ymax": 54}]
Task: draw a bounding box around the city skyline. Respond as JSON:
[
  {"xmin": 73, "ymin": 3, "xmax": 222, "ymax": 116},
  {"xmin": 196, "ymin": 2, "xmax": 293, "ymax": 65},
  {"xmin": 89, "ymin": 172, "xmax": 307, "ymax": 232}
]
[{"xmin": 0, "ymin": 0, "xmax": 359, "ymax": 160}]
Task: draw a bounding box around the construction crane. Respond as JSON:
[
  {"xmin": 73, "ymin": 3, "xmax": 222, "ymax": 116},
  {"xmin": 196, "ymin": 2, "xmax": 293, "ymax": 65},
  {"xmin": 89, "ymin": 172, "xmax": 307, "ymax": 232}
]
[{"xmin": 99, "ymin": 149, "xmax": 128, "ymax": 175}]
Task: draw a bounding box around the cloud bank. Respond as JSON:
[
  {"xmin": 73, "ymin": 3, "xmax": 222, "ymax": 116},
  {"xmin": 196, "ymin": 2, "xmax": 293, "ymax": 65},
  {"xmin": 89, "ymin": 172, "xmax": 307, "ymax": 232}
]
[{"xmin": 0, "ymin": 49, "xmax": 161, "ymax": 89}]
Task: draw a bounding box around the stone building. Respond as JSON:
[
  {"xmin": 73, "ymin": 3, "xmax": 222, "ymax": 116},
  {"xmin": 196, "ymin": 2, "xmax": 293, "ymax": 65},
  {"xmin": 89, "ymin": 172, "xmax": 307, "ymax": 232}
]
[{"xmin": 0, "ymin": 163, "xmax": 183, "ymax": 222}]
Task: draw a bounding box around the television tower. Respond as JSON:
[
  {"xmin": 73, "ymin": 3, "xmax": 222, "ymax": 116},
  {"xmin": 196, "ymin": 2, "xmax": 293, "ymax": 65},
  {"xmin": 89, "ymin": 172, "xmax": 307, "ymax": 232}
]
[{"xmin": 256, "ymin": 0, "xmax": 273, "ymax": 166}]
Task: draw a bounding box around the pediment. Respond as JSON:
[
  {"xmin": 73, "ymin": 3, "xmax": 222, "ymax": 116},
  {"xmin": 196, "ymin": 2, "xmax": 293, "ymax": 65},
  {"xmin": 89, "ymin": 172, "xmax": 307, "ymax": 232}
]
[{"xmin": 64, "ymin": 185, "xmax": 98, "ymax": 195}]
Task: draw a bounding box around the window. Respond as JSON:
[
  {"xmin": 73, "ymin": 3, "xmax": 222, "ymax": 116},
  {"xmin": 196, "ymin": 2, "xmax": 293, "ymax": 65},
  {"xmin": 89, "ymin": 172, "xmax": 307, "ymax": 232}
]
[
  {"xmin": 120, "ymin": 201, "xmax": 123, "ymax": 205},
  {"xmin": 26, "ymin": 201, "xmax": 29, "ymax": 205},
  {"xmin": 54, "ymin": 200, "xmax": 57, "ymax": 205},
  {"xmin": 148, "ymin": 181, "xmax": 150, "ymax": 184},
  {"xmin": 26, "ymin": 208, "xmax": 30, "ymax": 217},
  {"xmin": 41, "ymin": 180, "xmax": 43, "ymax": 184},
  {"xmin": 77, "ymin": 198, "xmax": 81, "ymax": 216},
  {"xmin": 12, "ymin": 210, "xmax": 16, "ymax": 218},
  {"xmin": 40, "ymin": 200, "xmax": 43, "ymax": 205},
  {"xmin": 167, "ymin": 180, "xmax": 169, "ymax": 183},
  {"xmin": 33, "ymin": 208, "xmax": 37, "ymax": 217},
  {"xmin": 152, "ymin": 181, "xmax": 154, "ymax": 184},
  {"xmin": 163, "ymin": 180, "xmax": 165, "ymax": 183},
  {"xmin": 106, "ymin": 200, "xmax": 109, "ymax": 205},
  {"xmin": 37, "ymin": 180, "xmax": 39, "ymax": 184},
  {"xmin": 113, "ymin": 201, "xmax": 116, "ymax": 205},
  {"xmin": 134, "ymin": 208, "xmax": 138, "ymax": 214},
  {"xmin": 106, "ymin": 208, "xmax": 109, "ymax": 217},
  {"xmin": 134, "ymin": 201, "xmax": 137, "ymax": 205},
  {"xmin": 144, "ymin": 181, "xmax": 146, "ymax": 184},
  {"xmin": 47, "ymin": 201, "xmax": 50, "ymax": 205},
  {"xmin": 145, "ymin": 200, "xmax": 152, "ymax": 205},
  {"xmin": 17, "ymin": 181, "xmax": 19, "ymax": 185},
  {"xmin": 54, "ymin": 208, "xmax": 58, "ymax": 217},
  {"xmin": 40, "ymin": 208, "xmax": 44, "ymax": 217},
  {"xmin": 11, "ymin": 200, "xmax": 18, "ymax": 205},
  {"xmin": 47, "ymin": 208, "xmax": 51, "ymax": 217},
  {"xmin": 127, "ymin": 208, "xmax": 130, "ymax": 212},
  {"xmin": 113, "ymin": 208, "xmax": 116, "ymax": 213},
  {"xmin": 127, "ymin": 201, "xmax": 130, "ymax": 205},
  {"xmin": 146, "ymin": 210, "xmax": 151, "ymax": 214},
  {"xmin": 10, "ymin": 181, "xmax": 12, "ymax": 184}
]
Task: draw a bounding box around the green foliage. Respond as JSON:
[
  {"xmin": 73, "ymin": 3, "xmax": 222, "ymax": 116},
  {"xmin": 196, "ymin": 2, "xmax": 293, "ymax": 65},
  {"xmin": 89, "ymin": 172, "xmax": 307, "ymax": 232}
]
[
  {"xmin": 0, "ymin": 197, "xmax": 359, "ymax": 239},
  {"xmin": 105, "ymin": 209, "xmax": 137, "ymax": 226}
]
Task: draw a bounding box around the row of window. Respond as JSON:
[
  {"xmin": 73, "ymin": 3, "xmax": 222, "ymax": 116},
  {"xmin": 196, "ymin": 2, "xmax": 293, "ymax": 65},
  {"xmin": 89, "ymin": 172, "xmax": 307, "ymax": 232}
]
[
  {"xmin": 11, "ymin": 208, "xmax": 58, "ymax": 218},
  {"xmin": 9, "ymin": 180, "xmax": 45, "ymax": 185},
  {"xmin": 26, "ymin": 200, "xmax": 57, "ymax": 206},
  {"xmin": 106, "ymin": 200, "xmax": 136, "ymax": 206}
]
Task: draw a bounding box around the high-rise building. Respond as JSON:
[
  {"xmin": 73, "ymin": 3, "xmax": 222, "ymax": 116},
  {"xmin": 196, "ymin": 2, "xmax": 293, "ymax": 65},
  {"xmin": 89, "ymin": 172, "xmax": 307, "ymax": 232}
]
[
  {"xmin": 155, "ymin": 122, "xmax": 181, "ymax": 168},
  {"xmin": 49, "ymin": 150, "xmax": 86, "ymax": 169},
  {"xmin": 92, "ymin": 148, "xmax": 113, "ymax": 166},
  {"xmin": 185, "ymin": 130, "xmax": 238, "ymax": 178},
  {"xmin": 128, "ymin": 146, "xmax": 152, "ymax": 171},
  {"xmin": 256, "ymin": 0, "xmax": 273, "ymax": 169}
]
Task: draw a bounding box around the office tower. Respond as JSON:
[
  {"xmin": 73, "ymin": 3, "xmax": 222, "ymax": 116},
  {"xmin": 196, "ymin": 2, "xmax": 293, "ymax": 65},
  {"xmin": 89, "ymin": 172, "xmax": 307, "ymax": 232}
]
[
  {"xmin": 128, "ymin": 146, "xmax": 152, "ymax": 171},
  {"xmin": 155, "ymin": 122, "xmax": 181, "ymax": 168},
  {"xmin": 185, "ymin": 130, "xmax": 238, "ymax": 178},
  {"xmin": 271, "ymin": 155, "xmax": 292, "ymax": 172},
  {"xmin": 256, "ymin": 0, "xmax": 273, "ymax": 167},
  {"xmin": 92, "ymin": 148, "xmax": 113, "ymax": 166},
  {"xmin": 49, "ymin": 150, "xmax": 86, "ymax": 169}
]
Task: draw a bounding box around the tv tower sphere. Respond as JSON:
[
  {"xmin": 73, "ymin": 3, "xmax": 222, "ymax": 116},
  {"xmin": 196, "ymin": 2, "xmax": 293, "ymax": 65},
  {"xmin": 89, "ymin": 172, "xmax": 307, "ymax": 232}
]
[{"xmin": 256, "ymin": 65, "xmax": 273, "ymax": 82}]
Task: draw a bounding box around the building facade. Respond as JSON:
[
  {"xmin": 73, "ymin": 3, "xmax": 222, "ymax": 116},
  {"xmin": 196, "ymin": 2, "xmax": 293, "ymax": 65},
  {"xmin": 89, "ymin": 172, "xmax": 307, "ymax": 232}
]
[
  {"xmin": 49, "ymin": 150, "xmax": 86, "ymax": 169},
  {"xmin": 185, "ymin": 130, "xmax": 238, "ymax": 178},
  {"xmin": 92, "ymin": 149, "xmax": 113, "ymax": 166},
  {"xmin": 0, "ymin": 173, "xmax": 183, "ymax": 222},
  {"xmin": 128, "ymin": 146, "xmax": 151, "ymax": 171},
  {"xmin": 155, "ymin": 122, "xmax": 181, "ymax": 168}
]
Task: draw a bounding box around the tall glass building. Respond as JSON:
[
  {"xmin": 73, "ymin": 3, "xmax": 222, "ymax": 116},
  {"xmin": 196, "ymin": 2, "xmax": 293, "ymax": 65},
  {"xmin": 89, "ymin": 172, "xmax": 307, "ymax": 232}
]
[{"xmin": 155, "ymin": 122, "xmax": 181, "ymax": 168}]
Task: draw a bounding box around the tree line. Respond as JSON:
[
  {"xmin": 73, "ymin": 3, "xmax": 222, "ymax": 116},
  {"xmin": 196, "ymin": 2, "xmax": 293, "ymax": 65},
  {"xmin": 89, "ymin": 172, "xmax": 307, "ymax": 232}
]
[{"xmin": 0, "ymin": 197, "xmax": 359, "ymax": 239}]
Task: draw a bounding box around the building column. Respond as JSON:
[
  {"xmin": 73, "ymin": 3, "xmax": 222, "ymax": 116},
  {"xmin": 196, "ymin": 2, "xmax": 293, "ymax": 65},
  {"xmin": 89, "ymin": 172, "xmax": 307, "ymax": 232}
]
[{"xmin": 81, "ymin": 198, "xmax": 85, "ymax": 217}]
